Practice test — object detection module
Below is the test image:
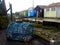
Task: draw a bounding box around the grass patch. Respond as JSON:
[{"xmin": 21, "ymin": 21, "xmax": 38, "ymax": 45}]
[
  {"xmin": 29, "ymin": 22, "xmax": 43, "ymax": 28},
  {"xmin": 29, "ymin": 22, "xmax": 60, "ymax": 31}
]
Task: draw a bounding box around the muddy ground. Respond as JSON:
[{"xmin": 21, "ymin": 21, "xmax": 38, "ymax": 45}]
[{"xmin": 0, "ymin": 30, "xmax": 49, "ymax": 45}]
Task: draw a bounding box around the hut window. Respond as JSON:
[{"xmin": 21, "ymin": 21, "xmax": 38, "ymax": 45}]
[
  {"xmin": 46, "ymin": 8, "xmax": 49, "ymax": 11},
  {"xmin": 51, "ymin": 7, "xmax": 55, "ymax": 11}
]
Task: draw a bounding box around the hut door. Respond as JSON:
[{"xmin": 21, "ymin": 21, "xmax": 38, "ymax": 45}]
[{"xmin": 56, "ymin": 7, "xmax": 60, "ymax": 18}]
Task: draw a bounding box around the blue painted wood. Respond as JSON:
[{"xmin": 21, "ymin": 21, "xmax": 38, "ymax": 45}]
[{"xmin": 28, "ymin": 8, "xmax": 35, "ymax": 17}]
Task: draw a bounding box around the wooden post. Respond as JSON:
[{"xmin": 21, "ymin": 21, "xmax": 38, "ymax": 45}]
[
  {"xmin": 36, "ymin": 11, "xmax": 38, "ymax": 23},
  {"xmin": 37, "ymin": 11, "xmax": 38, "ymax": 18},
  {"xmin": 10, "ymin": 3, "xmax": 13, "ymax": 22}
]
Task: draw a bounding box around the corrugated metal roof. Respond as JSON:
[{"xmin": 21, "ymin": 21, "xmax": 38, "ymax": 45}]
[
  {"xmin": 34, "ymin": 5, "xmax": 46, "ymax": 8},
  {"xmin": 38, "ymin": 2, "xmax": 60, "ymax": 8},
  {"xmin": 39, "ymin": 5, "xmax": 47, "ymax": 8},
  {"xmin": 49, "ymin": 2, "xmax": 60, "ymax": 7}
]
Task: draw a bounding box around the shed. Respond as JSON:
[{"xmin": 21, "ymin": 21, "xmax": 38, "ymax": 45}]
[
  {"xmin": 44, "ymin": 2, "xmax": 60, "ymax": 18},
  {"xmin": 34, "ymin": 5, "xmax": 45, "ymax": 18},
  {"xmin": 28, "ymin": 8, "xmax": 35, "ymax": 17}
]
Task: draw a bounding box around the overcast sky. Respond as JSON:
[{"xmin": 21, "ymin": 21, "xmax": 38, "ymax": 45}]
[{"xmin": 5, "ymin": 0, "xmax": 60, "ymax": 13}]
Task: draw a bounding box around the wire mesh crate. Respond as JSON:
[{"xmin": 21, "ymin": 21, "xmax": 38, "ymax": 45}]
[{"xmin": 6, "ymin": 22, "xmax": 34, "ymax": 41}]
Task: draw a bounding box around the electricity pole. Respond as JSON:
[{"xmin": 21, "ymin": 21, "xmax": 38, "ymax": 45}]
[{"xmin": 32, "ymin": 0, "xmax": 34, "ymax": 8}]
